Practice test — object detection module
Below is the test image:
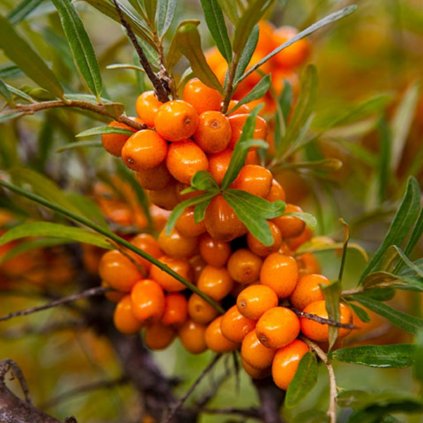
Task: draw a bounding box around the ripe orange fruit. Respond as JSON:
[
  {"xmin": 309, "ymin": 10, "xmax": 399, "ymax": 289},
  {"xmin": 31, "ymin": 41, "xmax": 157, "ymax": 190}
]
[
  {"xmin": 256, "ymin": 21, "xmax": 276, "ymax": 55},
  {"xmin": 135, "ymin": 90, "xmax": 163, "ymax": 127},
  {"xmin": 301, "ymin": 300, "xmax": 353, "ymax": 342},
  {"xmin": 231, "ymin": 165, "xmax": 272, "ymax": 198},
  {"xmin": 208, "ymin": 149, "xmax": 232, "ymax": 186},
  {"xmin": 198, "ymin": 233, "xmax": 231, "ymax": 267},
  {"xmin": 260, "ymin": 253, "xmax": 298, "ymax": 298},
  {"xmin": 193, "ymin": 111, "xmax": 231, "ymax": 153},
  {"xmin": 247, "ymin": 222, "xmax": 282, "ymax": 257},
  {"xmin": 144, "ymin": 321, "xmax": 176, "ymax": 350},
  {"xmin": 228, "ymin": 114, "xmax": 267, "ymax": 149},
  {"xmin": 227, "ymin": 100, "xmax": 252, "ymax": 116},
  {"xmin": 101, "ymin": 120, "xmax": 135, "ymax": 157},
  {"xmin": 135, "ymin": 162, "xmax": 172, "ymax": 191},
  {"xmin": 162, "ymin": 293, "xmax": 188, "ymax": 326},
  {"xmin": 197, "ymin": 265, "xmax": 233, "ymax": 301},
  {"xmin": 205, "ymin": 316, "xmax": 239, "ymax": 352},
  {"xmin": 113, "ymin": 295, "xmax": 143, "ymax": 334},
  {"xmin": 166, "ymin": 141, "xmax": 209, "ymax": 184},
  {"xmin": 158, "ymin": 227, "xmax": 198, "ymax": 259},
  {"xmin": 266, "ymin": 179, "xmax": 286, "ymax": 202},
  {"xmin": 236, "ymin": 284, "xmax": 279, "ymax": 320},
  {"xmin": 286, "ymin": 226, "xmax": 313, "ymax": 251},
  {"xmin": 296, "ymin": 253, "xmax": 321, "ymax": 276},
  {"xmin": 175, "ymin": 206, "xmax": 206, "ymax": 238},
  {"xmin": 188, "ymin": 293, "xmax": 219, "ymax": 325},
  {"xmin": 241, "ymin": 330, "xmax": 275, "ymax": 369},
  {"xmin": 256, "ymin": 307, "xmax": 300, "ymax": 349},
  {"xmin": 242, "ymin": 358, "xmax": 270, "ymax": 379},
  {"xmin": 189, "ymin": 254, "xmax": 207, "ymax": 282},
  {"xmin": 130, "ymin": 279, "xmax": 165, "ymax": 322},
  {"xmin": 290, "ymin": 273, "xmax": 330, "ymax": 311},
  {"xmin": 155, "ymin": 100, "xmax": 199, "ymax": 142},
  {"xmin": 220, "ymin": 305, "xmax": 256, "ymax": 343},
  {"xmin": 128, "ymin": 233, "xmax": 163, "ymax": 274},
  {"xmin": 178, "ymin": 320, "xmax": 207, "ymax": 354},
  {"xmin": 122, "ymin": 129, "xmax": 168, "ymax": 171},
  {"xmin": 102, "ymin": 280, "xmax": 126, "ymax": 303},
  {"xmin": 227, "ymin": 248, "xmax": 263, "ymax": 285},
  {"xmin": 150, "ymin": 255, "xmax": 192, "ymax": 292},
  {"xmin": 147, "ymin": 182, "xmax": 179, "ymax": 211},
  {"xmin": 272, "ymin": 339, "xmax": 309, "ymax": 390},
  {"xmin": 272, "ymin": 204, "xmax": 306, "ymax": 239},
  {"xmin": 182, "ymin": 78, "xmax": 223, "ymax": 114}
]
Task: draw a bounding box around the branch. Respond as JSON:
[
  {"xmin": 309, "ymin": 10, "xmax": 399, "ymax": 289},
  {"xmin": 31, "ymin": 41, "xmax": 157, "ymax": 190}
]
[
  {"xmin": 202, "ymin": 406, "xmax": 260, "ymax": 419},
  {"xmin": 0, "ymin": 320, "xmax": 86, "ymax": 339},
  {"xmin": 253, "ymin": 377, "xmax": 286, "ymax": 423},
  {"xmin": 292, "ymin": 308, "xmax": 357, "ymax": 330}
]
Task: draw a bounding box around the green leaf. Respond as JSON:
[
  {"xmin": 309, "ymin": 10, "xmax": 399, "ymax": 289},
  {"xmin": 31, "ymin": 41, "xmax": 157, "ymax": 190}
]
[
  {"xmin": 176, "ymin": 21, "xmax": 223, "ymax": 92},
  {"xmin": 0, "ymin": 15, "xmax": 63, "ymax": 99},
  {"xmin": 194, "ymin": 198, "xmax": 212, "ymax": 223},
  {"xmin": 0, "ymin": 111, "xmax": 24, "ymax": 123},
  {"xmin": 76, "ymin": 125, "xmax": 134, "ymax": 138},
  {"xmin": 360, "ymin": 177, "xmax": 421, "ymax": 282},
  {"xmin": 200, "ymin": 0, "xmax": 232, "ymax": 63},
  {"xmin": 0, "ymin": 79, "xmax": 12, "ymax": 103},
  {"xmin": 331, "ymin": 344, "xmax": 416, "ymax": 368},
  {"xmin": 8, "ymin": 0, "xmax": 44, "ymax": 25},
  {"xmin": 348, "ymin": 302, "xmax": 370, "ymax": 323},
  {"xmin": 234, "ymin": 26, "xmax": 259, "ymax": 81},
  {"xmin": 106, "ymin": 63, "xmax": 145, "ymax": 72},
  {"xmin": 404, "ymin": 208, "xmax": 423, "ymax": 257},
  {"xmin": 56, "ymin": 140, "xmax": 102, "ymax": 153},
  {"xmin": 228, "ymin": 75, "xmax": 271, "ymax": 115},
  {"xmin": 350, "ymin": 293, "xmax": 423, "ymax": 334},
  {"xmin": 322, "ymin": 280, "xmax": 341, "ymax": 350},
  {"xmin": 377, "ymin": 117, "xmax": 391, "ymax": 203},
  {"xmin": 143, "ymin": 0, "xmax": 157, "ymax": 23},
  {"xmin": 362, "ymin": 270, "xmax": 423, "ymax": 293},
  {"xmin": 52, "ymin": 0, "xmax": 103, "ymax": 98},
  {"xmin": 285, "ymin": 211, "xmax": 317, "ymax": 230},
  {"xmin": 156, "ymin": 0, "xmax": 176, "ymax": 37},
  {"xmin": 285, "ymin": 352, "xmax": 318, "ymax": 408},
  {"xmin": 217, "ymin": 0, "xmax": 238, "ymax": 23},
  {"xmin": 190, "ymin": 171, "xmax": 219, "ymax": 192},
  {"xmin": 5, "ymin": 83, "xmax": 35, "ymax": 102},
  {"xmin": 66, "ymin": 192, "xmax": 108, "ymax": 229},
  {"xmin": 0, "ymin": 222, "xmax": 111, "ymax": 250},
  {"xmin": 413, "ymin": 330, "xmax": 423, "ymax": 383}
]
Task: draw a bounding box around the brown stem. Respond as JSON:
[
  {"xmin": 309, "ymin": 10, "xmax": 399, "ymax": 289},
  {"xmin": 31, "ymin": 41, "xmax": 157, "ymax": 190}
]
[
  {"xmin": 253, "ymin": 377, "xmax": 286, "ymax": 423},
  {"xmin": 292, "ymin": 308, "xmax": 357, "ymax": 330}
]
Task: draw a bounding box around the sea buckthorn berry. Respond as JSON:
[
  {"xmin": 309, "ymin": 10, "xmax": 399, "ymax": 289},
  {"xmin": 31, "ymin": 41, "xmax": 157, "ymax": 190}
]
[
  {"xmin": 228, "ymin": 114, "xmax": 267, "ymax": 149},
  {"xmin": 290, "ymin": 274, "xmax": 330, "ymax": 311},
  {"xmin": 241, "ymin": 330, "xmax": 276, "ymax": 369},
  {"xmin": 147, "ymin": 182, "xmax": 180, "ymax": 211},
  {"xmin": 166, "ymin": 141, "xmax": 209, "ymax": 185},
  {"xmin": 273, "ymin": 26, "xmax": 311, "ymax": 69},
  {"xmin": 220, "ymin": 305, "xmax": 256, "ymax": 343},
  {"xmin": 135, "ymin": 163, "xmax": 172, "ymax": 191},
  {"xmin": 227, "ymin": 100, "xmax": 252, "ymax": 116},
  {"xmin": 242, "ymin": 359, "xmax": 270, "ymax": 379},
  {"xmin": 286, "ymin": 226, "xmax": 313, "ymax": 251},
  {"xmin": 231, "ymin": 165, "xmax": 272, "ymax": 198},
  {"xmin": 175, "ymin": 207, "xmax": 206, "ymax": 238},
  {"xmin": 205, "ymin": 316, "xmax": 239, "ymax": 353},
  {"xmin": 135, "ymin": 91, "xmax": 163, "ymax": 127},
  {"xmin": 208, "ymin": 149, "xmax": 232, "ymax": 186},
  {"xmin": 189, "ymin": 255, "xmax": 207, "ymax": 282},
  {"xmin": 245, "ymin": 149, "xmax": 260, "ymax": 165},
  {"xmin": 272, "ymin": 204, "xmax": 306, "ymax": 239},
  {"xmin": 101, "ymin": 121, "xmax": 135, "ymax": 157},
  {"xmin": 178, "ymin": 320, "xmax": 207, "ymax": 354},
  {"xmin": 113, "ymin": 295, "xmax": 143, "ymax": 334},
  {"xmin": 198, "ymin": 234, "xmax": 231, "ymax": 267},
  {"xmin": 155, "ymin": 100, "xmax": 199, "ymax": 142},
  {"xmin": 257, "ymin": 21, "xmax": 276, "ymax": 54},
  {"xmin": 144, "ymin": 321, "xmax": 176, "ymax": 350},
  {"xmin": 131, "ymin": 279, "xmax": 165, "ymax": 322},
  {"xmin": 188, "ymin": 293, "xmax": 219, "ymax": 325},
  {"xmin": 182, "ymin": 78, "xmax": 223, "ymax": 114},
  {"xmin": 99, "ymin": 250, "xmax": 141, "ymax": 292},
  {"xmin": 158, "ymin": 227, "xmax": 198, "ymax": 259},
  {"xmin": 193, "ymin": 111, "xmax": 231, "ymax": 154},
  {"xmin": 122, "ymin": 129, "xmax": 168, "ymax": 171},
  {"xmin": 266, "ymin": 179, "xmax": 286, "ymax": 202},
  {"xmin": 272, "ymin": 339, "xmax": 309, "ymax": 390},
  {"xmin": 150, "ymin": 255, "xmax": 192, "ymax": 292},
  {"xmin": 296, "ymin": 253, "xmax": 321, "ymax": 276},
  {"xmin": 260, "ymin": 253, "xmax": 298, "ymax": 298},
  {"xmin": 227, "ymin": 248, "xmax": 262, "ymax": 285},
  {"xmin": 256, "ymin": 307, "xmax": 300, "ymax": 349},
  {"xmin": 237, "ymin": 284, "xmax": 279, "ymax": 320},
  {"xmin": 204, "ymin": 195, "xmax": 247, "ymax": 242},
  {"xmin": 162, "ymin": 293, "xmax": 188, "ymax": 326},
  {"xmin": 301, "ymin": 300, "xmax": 353, "ymax": 342},
  {"xmin": 128, "ymin": 234, "xmax": 162, "ymax": 273},
  {"xmin": 197, "ymin": 265, "xmax": 234, "ymax": 301},
  {"xmin": 102, "ymin": 280, "xmax": 126, "ymax": 303},
  {"xmin": 247, "ymin": 222, "xmax": 282, "ymax": 257}
]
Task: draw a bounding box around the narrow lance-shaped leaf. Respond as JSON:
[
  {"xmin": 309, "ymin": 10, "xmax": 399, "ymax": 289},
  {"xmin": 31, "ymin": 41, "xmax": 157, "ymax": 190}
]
[
  {"xmin": 0, "ymin": 79, "xmax": 12, "ymax": 104},
  {"xmin": 200, "ymin": 0, "xmax": 232, "ymax": 63},
  {"xmin": 76, "ymin": 126, "xmax": 134, "ymax": 138},
  {"xmin": 322, "ymin": 280, "xmax": 341, "ymax": 351},
  {"xmin": 56, "ymin": 140, "xmax": 102, "ymax": 153},
  {"xmin": 190, "ymin": 170, "xmax": 219, "ymax": 192},
  {"xmin": 0, "ymin": 15, "xmax": 63, "ymax": 99},
  {"xmin": 234, "ymin": 25, "xmax": 259, "ymax": 81},
  {"xmin": 8, "ymin": 0, "xmax": 44, "ymax": 25},
  {"xmin": 52, "ymin": 0, "xmax": 103, "ymax": 98},
  {"xmin": 156, "ymin": 0, "xmax": 177, "ymax": 37}
]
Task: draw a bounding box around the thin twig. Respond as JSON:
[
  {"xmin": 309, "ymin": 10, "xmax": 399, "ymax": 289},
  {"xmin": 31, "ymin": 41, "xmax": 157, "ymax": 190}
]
[
  {"xmin": 292, "ymin": 308, "xmax": 357, "ymax": 330},
  {"xmin": 202, "ymin": 406, "xmax": 260, "ymax": 419},
  {"xmin": 0, "ymin": 320, "xmax": 86, "ymax": 339}
]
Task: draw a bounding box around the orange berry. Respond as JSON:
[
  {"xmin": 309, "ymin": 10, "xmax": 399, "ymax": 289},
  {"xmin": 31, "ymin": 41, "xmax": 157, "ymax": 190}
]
[
  {"xmin": 208, "ymin": 149, "xmax": 232, "ymax": 185},
  {"xmin": 128, "ymin": 233, "xmax": 163, "ymax": 273},
  {"xmin": 228, "ymin": 114, "xmax": 267, "ymax": 149},
  {"xmin": 193, "ymin": 111, "xmax": 231, "ymax": 153},
  {"xmin": 231, "ymin": 165, "xmax": 272, "ymax": 198},
  {"xmin": 136, "ymin": 162, "xmax": 172, "ymax": 190},
  {"xmin": 242, "ymin": 359, "xmax": 270, "ymax": 379},
  {"xmin": 158, "ymin": 227, "xmax": 198, "ymax": 259},
  {"xmin": 205, "ymin": 316, "xmax": 239, "ymax": 353},
  {"xmin": 150, "ymin": 255, "xmax": 192, "ymax": 292},
  {"xmin": 147, "ymin": 182, "xmax": 179, "ymax": 211},
  {"xmin": 301, "ymin": 301, "xmax": 353, "ymax": 342},
  {"xmin": 122, "ymin": 129, "xmax": 168, "ymax": 171},
  {"xmin": 144, "ymin": 321, "xmax": 176, "ymax": 350},
  {"xmin": 162, "ymin": 293, "xmax": 188, "ymax": 326},
  {"xmin": 189, "ymin": 254, "xmax": 207, "ymax": 282},
  {"xmin": 113, "ymin": 295, "xmax": 143, "ymax": 334},
  {"xmin": 272, "ymin": 339, "xmax": 309, "ymax": 390},
  {"xmin": 155, "ymin": 100, "xmax": 199, "ymax": 142},
  {"xmin": 220, "ymin": 305, "xmax": 256, "ymax": 343},
  {"xmin": 266, "ymin": 179, "xmax": 286, "ymax": 202},
  {"xmin": 260, "ymin": 253, "xmax": 298, "ymax": 298},
  {"xmin": 204, "ymin": 194, "xmax": 247, "ymax": 242},
  {"xmin": 272, "ymin": 204, "xmax": 306, "ymax": 238},
  {"xmin": 178, "ymin": 320, "xmax": 207, "ymax": 354},
  {"xmin": 102, "ymin": 280, "xmax": 126, "ymax": 303},
  {"xmin": 296, "ymin": 253, "xmax": 321, "ymax": 276},
  {"xmin": 188, "ymin": 293, "xmax": 219, "ymax": 325},
  {"xmin": 135, "ymin": 90, "xmax": 163, "ymax": 127},
  {"xmin": 241, "ymin": 330, "xmax": 275, "ymax": 369},
  {"xmin": 227, "ymin": 248, "xmax": 262, "ymax": 285},
  {"xmin": 182, "ymin": 78, "xmax": 223, "ymax": 114},
  {"xmin": 198, "ymin": 233, "xmax": 231, "ymax": 267},
  {"xmin": 247, "ymin": 222, "xmax": 282, "ymax": 257},
  {"xmin": 227, "ymin": 100, "xmax": 252, "ymax": 116},
  {"xmin": 286, "ymin": 226, "xmax": 313, "ymax": 251},
  {"xmin": 273, "ymin": 26, "xmax": 311, "ymax": 69},
  {"xmin": 175, "ymin": 206, "xmax": 206, "ymax": 238},
  {"xmin": 166, "ymin": 141, "xmax": 209, "ymax": 184},
  {"xmin": 99, "ymin": 250, "xmax": 141, "ymax": 292},
  {"xmin": 290, "ymin": 274, "xmax": 330, "ymax": 311},
  {"xmin": 197, "ymin": 265, "xmax": 233, "ymax": 301},
  {"xmin": 131, "ymin": 279, "xmax": 165, "ymax": 322},
  {"xmin": 102, "ymin": 120, "xmax": 135, "ymax": 157},
  {"xmin": 236, "ymin": 284, "xmax": 278, "ymax": 320},
  {"xmin": 256, "ymin": 307, "xmax": 300, "ymax": 349},
  {"xmin": 257, "ymin": 21, "xmax": 276, "ymax": 54}
]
